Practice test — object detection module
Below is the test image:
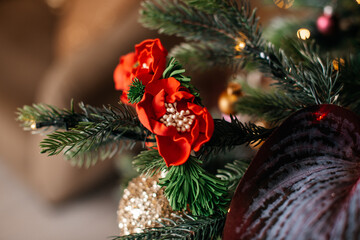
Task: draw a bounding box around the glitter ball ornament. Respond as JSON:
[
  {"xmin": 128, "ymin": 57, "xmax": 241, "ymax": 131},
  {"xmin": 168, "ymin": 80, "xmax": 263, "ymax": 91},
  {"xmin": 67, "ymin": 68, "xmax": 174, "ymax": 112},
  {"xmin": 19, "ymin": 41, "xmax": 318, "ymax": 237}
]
[
  {"xmin": 218, "ymin": 82, "xmax": 243, "ymax": 115},
  {"xmin": 117, "ymin": 173, "xmax": 183, "ymax": 236}
]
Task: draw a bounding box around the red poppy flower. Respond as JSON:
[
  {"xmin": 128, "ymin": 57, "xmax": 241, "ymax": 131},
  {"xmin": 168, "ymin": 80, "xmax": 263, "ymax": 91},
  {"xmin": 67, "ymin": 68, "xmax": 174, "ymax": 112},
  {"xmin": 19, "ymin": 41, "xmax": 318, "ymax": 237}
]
[
  {"xmin": 113, "ymin": 39, "xmax": 168, "ymax": 103},
  {"xmin": 136, "ymin": 77, "xmax": 214, "ymax": 166}
]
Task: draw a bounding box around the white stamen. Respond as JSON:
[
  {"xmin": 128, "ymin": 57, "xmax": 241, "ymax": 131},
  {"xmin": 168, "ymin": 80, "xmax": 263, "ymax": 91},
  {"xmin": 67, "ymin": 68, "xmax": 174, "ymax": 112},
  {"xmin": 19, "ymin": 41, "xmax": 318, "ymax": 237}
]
[{"xmin": 159, "ymin": 102, "xmax": 196, "ymax": 133}]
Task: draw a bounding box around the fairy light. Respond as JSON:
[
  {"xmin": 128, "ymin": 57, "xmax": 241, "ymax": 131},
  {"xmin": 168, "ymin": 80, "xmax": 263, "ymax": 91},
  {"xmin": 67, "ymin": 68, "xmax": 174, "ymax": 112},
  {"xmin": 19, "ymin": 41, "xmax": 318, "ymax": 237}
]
[
  {"xmin": 297, "ymin": 28, "xmax": 311, "ymax": 40},
  {"xmin": 235, "ymin": 40, "xmax": 246, "ymax": 51},
  {"xmin": 273, "ymin": 0, "xmax": 294, "ymax": 9},
  {"xmin": 332, "ymin": 58, "xmax": 345, "ymax": 71},
  {"xmin": 357, "ymin": 0, "xmax": 360, "ymax": 4},
  {"xmin": 30, "ymin": 121, "xmax": 37, "ymax": 130}
]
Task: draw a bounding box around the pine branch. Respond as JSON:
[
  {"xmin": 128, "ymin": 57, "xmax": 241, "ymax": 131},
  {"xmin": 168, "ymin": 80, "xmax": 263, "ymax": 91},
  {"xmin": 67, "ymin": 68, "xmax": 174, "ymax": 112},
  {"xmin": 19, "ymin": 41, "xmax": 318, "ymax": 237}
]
[
  {"xmin": 235, "ymin": 85, "xmax": 303, "ymax": 124},
  {"xmin": 142, "ymin": 0, "xmax": 263, "ymax": 70},
  {"xmin": 338, "ymin": 53, "xmax": 360, "ymax": 114},
  {"xmin": 170, "ymin": 42, "xmax": 241, "ymax": 71},
  {"xmin": 159, "ymin": 157, "xmax": 230, "ymax": 216},
  {"xmin": 16, "ymin": 100, "xmax": 83, "ymax": 131},
  {"xmin": 40, "ymin": 104, "xmax": 151, "ymax": 167},
  {"xmin": 111, "ymin": 213, "xmax": 226, "ymax": 240},
  {"xmin": 217, "ymin": 159, "xmax": 249, "ymax": 193},
  {"xmin": 199, "ymin": 117, "xmax": 273, "ymax": 158},
  {"xmin": 248, "ymin": 40, "xmax": 342, "ymax": 106},
  {"xmin": 132, "ymin": 148, "xmax": 168, "ymax": 177},
  {"xmin": 128, "ymin": 78, "xmax": 146, "ymax": 104},
  {"xmin": 18, "ymin": 101, "xmax": 152, "ymax": 167}
]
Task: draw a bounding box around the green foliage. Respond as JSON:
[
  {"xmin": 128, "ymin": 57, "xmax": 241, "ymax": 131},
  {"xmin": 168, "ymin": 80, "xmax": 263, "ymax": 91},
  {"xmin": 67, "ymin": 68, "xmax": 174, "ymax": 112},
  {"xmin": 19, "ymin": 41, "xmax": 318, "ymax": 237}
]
[
  {"xmin": 159, "ymin": 157, "xmax": 230, "ymax": 216},
  {"xmin": 16, "ymin": 100, "xmax": 82, "ymax": 131},
  {"xmin": 338, "ymin": 53, "xmax": 360, "ymax": 114},
  {"xmin": 141, "ymin": 0, "xmax": 262, "ymax": 70},
  {"xmin": 111, "ymin": 212, "xmax": 226, "ymax": 240},
  {"xmin": 163, "ymin": 57, "xmax": 201, "ymax": 104},
  {"xmin": 19, "ymin": 102, "xmax": 151, "ymax": 167},
  {"xmin": 199, "ymin": 117, "xmax": 273, "ymax": 158},
  {"xmin": 235, "ymin": 84, "xmax": 303, "ymax": 124},
  {"xmin": 182, "ymin": 0, "xmax": 229, "ymax": 13},
  {"xmin": 132, "ymin": 148, "xmax": 168, "ymax": 177},
  {"xmin": 217, "ymin": 159, "xmax": 249, "ymax": 193},
  {"xmin": 128, "ymin": 78, "xmax": 146, "ymax": 104},
  {"xmin": 170, "ymin": 42, "xmax": 237, "ymax": 71}
]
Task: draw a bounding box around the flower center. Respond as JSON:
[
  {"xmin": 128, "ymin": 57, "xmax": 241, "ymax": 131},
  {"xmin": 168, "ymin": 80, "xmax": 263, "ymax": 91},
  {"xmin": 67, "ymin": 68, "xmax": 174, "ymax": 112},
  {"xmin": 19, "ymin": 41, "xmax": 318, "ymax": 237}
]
[{"xmin": 159, "ymin": 102, "xmax": 195, "ymax": 133}]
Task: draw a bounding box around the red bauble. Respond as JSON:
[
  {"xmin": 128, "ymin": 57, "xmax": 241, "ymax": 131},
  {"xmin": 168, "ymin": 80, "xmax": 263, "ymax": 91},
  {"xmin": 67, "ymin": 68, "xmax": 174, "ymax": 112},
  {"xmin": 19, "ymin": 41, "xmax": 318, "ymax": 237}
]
[{"xmin": 316, "ymin": 13, "xmax": 338, "ymax": 36}]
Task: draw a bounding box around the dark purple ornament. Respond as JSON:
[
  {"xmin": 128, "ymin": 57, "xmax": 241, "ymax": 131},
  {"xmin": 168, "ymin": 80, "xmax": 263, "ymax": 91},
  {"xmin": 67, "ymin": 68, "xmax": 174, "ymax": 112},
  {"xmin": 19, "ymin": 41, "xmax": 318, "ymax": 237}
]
[{"xmin": 223, "ymin": 104, "xmax": 360, "ymax": 240}]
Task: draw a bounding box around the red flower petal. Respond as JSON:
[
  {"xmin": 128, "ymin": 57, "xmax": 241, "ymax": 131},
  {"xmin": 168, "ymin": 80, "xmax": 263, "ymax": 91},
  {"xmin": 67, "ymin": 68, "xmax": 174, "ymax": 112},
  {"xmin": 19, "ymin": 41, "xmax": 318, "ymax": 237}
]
[
  {"xmin": 188, "ymin": 103, "xmax": 214, "ymax": 151},
  {"xmin": 156, "ymin": 135, "xmax": 191, "ymax": 166},
  {"xmin": 113, "ymin": 52, "xmax": 136, "ymax": 91}
]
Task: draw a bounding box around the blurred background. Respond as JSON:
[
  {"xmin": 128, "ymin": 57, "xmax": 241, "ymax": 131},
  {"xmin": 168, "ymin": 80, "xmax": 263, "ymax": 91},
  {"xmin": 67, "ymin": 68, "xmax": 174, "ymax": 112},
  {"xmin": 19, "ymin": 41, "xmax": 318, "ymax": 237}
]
[{"xmin": 1, "ymin": 0, "xmax": 358, "ymax": 239}]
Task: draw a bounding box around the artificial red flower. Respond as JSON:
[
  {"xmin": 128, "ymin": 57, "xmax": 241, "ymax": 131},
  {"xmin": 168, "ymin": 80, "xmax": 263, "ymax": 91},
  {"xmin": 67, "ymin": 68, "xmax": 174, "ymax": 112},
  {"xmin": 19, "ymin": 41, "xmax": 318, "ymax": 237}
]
[
  {"xmin": 136, "ymin": 77, "xmax": 214, "ymax": 166},
  {"xmin": 113, "ymin": 39, "xmax": 168, "ymax": 103}
]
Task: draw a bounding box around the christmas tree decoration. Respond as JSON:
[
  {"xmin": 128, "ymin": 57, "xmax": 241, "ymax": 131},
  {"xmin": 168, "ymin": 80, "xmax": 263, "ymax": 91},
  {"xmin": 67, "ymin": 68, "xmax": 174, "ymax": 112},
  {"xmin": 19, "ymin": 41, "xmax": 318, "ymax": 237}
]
[
  {"xmin": 117, "ymin": 173, "xmax": 183, "ymax": 235},
  {"xmin": 223, "ymin": 104, "xmax": 360, "ymax": 239},
  {"xmin": 332, "ymin": 57, "xmax": 345, "ymax": 71},
  {"xmin": 273, "ymin": 0, "xmax": 294, "ymax": 9},
  {"xmin": 114, "ymin": 39, "xmax": 168, "ymax": 104},
  {"xmin": 15, "ymin": 0, "xmax": 360, "ymax": 239},
  {"xmin": 296, "ymin": 28, "xmax": 311, "ymax": 40},
  {"xmin": 316, "ymin": 6, "xmax": 339, "ymax": 36},
  {"xmin": 218, "ymin": 82, "xmax": 243, "ymax": 115}
]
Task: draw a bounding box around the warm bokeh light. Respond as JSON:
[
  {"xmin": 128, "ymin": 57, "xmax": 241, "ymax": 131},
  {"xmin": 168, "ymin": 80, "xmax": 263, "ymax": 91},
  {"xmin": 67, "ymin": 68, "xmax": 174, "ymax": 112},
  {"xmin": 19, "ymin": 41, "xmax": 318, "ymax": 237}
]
[
  {"xmin": 356, "ymin": 0, "xmax": 360, "ymax": 4},
  {"xmin": 273, "ymin": 0, "xmax": 295, "ymax": 9},
  {"xmin": 235, "ymin": 40, "xmax": 246, "ymax": 51},
  {"xmin": 297, "ymin": 28, "xmax": 311, "ymax": 40},
  {"xmin": 30, "ymin": 121, "xmax": 37, "ymax": 130},
  {"xmin": 332, "ymin": 58, "xmax": 345, "ymax": 71}
]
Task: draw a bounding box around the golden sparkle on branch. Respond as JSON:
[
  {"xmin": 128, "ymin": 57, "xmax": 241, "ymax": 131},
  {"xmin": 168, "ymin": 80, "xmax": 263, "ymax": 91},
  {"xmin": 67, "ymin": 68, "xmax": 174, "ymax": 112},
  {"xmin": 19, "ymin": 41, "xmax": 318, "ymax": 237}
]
[
  {"xmin": 235, "ymin": 32, "xmax": 248, "ymax": 52},
  {"xmin": 273, "ymin": 0, "xmax": 295, "ymax": 9},
  {"xmin": 332, "ymin": 58, "xmax": 345, "ymax": 71},
  {"xmin": 297, "ymin": 28, "xmax": 311, "ymax": 40},
  {"xmin": 235, "ymin": 40, "xmax": 246, "ymax": 51}
]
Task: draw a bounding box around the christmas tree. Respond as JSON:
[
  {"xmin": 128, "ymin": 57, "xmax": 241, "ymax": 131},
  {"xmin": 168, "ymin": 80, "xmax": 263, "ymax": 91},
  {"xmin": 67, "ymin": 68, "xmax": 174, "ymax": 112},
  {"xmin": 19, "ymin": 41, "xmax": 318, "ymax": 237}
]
[{"xmin": 17, "ymin": 0, "xmax": 360, "ymax": 239}]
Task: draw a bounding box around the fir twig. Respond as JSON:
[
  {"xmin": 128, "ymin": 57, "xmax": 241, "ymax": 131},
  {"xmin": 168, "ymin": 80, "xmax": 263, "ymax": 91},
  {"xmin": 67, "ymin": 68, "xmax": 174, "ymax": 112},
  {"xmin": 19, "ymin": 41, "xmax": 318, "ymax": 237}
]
[
  {"xmin": 18, "ymin": 101, "xmax": 152, "ymax": 167},
  {"xmin": 159, "ymin": 157, "xmax": 230, "ymax": 216},
  {"xmin": 141, "ymin": 0, "xmax": 262, "ymax": 70},
  {"xmin": 128, "ymin": 78, "xmax": 146, "ymax": 104},
  {"xmin": 217, "ymin": 159, "xmax": 249, "ymax": 193},
  {"xmin": 132, "ymin": 148, "xmax": 168, "ymax": 177},
  {"xmin": 16, "ymin": 100, "xmax": 83, "ymax": 131},
  {"xmin": 111, "ymin": 212, "xmax": 226, "ymax": 240},
  {"xmin": 338, "ymin": 53, "xmax": 360, "ymax": 114},
  {"xmin": 235, "ymin": 84, "xmax": 303, "ymax": 124},
  {"xmin": 199, "ymin": 117, "xmax": 274, "ymax": 158}
]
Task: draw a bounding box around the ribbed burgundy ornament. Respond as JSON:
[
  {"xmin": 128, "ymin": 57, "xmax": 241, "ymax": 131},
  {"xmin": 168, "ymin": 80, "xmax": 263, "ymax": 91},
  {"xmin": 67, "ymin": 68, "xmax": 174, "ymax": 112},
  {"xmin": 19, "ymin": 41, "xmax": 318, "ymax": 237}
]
[{"xmin": 223, "ymin": 104, "xmax": 360, "ymax": 240}]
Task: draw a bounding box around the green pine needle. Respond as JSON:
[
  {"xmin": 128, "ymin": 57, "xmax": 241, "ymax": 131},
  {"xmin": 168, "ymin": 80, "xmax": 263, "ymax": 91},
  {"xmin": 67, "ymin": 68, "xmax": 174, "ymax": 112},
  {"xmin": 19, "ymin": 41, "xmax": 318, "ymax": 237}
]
[
  {"xmin": 132, "ymin": 148, "xmax": 168, "ymax": 177},
  {"xmin": 217, "ymin": 159, "xmax": 249, "ymax": 193},
  {"xmin": 235, "ymin": 83, "xmax": 303, "ymax": 124},
  {"xmin": 159, "ymin": 157, "xmax": 230, "ymax": 216},
  {"xmin": 127, "ymin": 78, "xmax": 146, "ymax": 104},
  {"xmin": 199, "ymin": 117, "xmax": 274, "ymax": 158},
  {"xmin": 18, "ymin": 101, "xmax": 151, "ymax": 167}
]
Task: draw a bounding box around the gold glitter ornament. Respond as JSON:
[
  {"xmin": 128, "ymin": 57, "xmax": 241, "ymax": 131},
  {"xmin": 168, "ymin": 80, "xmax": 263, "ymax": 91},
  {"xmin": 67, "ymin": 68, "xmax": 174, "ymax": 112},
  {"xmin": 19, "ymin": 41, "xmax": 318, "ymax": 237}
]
[
  {"xmin": 218, "ymin": 82, "xmax": 243, "ymax": 115},
  {"xmin": 117, "ymin": 173, "xmax": 183, "ymax": 236}
]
